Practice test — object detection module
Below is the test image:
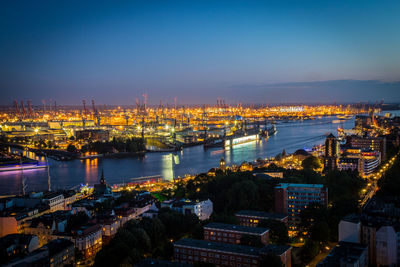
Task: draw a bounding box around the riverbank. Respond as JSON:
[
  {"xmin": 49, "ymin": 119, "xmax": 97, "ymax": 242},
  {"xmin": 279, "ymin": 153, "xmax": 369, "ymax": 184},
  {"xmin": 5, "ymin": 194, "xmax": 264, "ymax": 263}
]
[{"xmin": 80, "ymin": 151, "xmax": 146, "ymax": 159}]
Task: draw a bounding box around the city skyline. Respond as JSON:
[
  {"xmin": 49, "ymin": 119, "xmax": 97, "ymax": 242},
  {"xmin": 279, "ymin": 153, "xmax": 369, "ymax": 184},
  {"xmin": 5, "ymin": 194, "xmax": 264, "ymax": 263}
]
[{"xmin": 1, "ymin": 0, "xmax": 400, "ymax": 104}]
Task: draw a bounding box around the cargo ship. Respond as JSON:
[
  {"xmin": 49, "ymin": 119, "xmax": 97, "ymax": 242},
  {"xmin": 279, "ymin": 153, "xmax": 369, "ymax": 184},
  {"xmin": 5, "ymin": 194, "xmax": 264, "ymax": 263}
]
[
  {"xmin": 204, "ymin": 129, "xmax": 261, "ymax": 149},
  {"xmin": 204, "ymin": 139, "xmax": 224, "ymax": 149},
  {"xmin": 260, "ymin": 124, "xmax": 277, "ymax": 137},
  {"xmin": 224, "ymin": 133, "xmax": 259, "ymax": 147},
  {"xmin": 224, "ymin": 128, "xmax": 260, "ymax": 147}
]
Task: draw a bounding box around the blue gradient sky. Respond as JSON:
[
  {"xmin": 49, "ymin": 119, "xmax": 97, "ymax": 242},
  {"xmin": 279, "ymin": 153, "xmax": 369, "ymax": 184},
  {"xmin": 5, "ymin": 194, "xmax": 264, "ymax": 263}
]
[{"xmin": 1, "ymin": 0, "xmax": 400, "ymax": 105}]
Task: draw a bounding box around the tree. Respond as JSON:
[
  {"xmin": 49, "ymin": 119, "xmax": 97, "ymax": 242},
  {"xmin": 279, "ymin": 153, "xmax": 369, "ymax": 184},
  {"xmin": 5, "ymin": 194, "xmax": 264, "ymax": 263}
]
[
  {"xmin": 258, "ymin": 219, "xmax": 289, "ymax": 244},
  {"xmin": 309, "ymin": 221, "xmax": 331, "ymax": 243},
  {"xmin": 111, "ymin": 229, "xmax": 138, "ymax": 248},
  {"xmin": 300, "ymin": 240, "xmax": 319, "ymax": 264},
  {"xmin": 210, "ymin": 213, "xmax": 239, "ymax": 224},
  {"xmin": 128, "ymin": 228, "xmax": 151, "ymax": 252},
  {"xmin": 260, "ymin": 253, "xmax": 283, "ymax": 267},
  {"xmin": 66, "ymin": 212, "xmax": 89, "ymax": 232},
  {"xmin": 301, "ymin": 156, "xmax": 322, "ymax": 171},
  {"xmin": 93, "ymin": 242, "xmax": 131, "ymax": 267},
  {"xmin": 80, "ymin": 145, "xmax": 89, "ymax": 153},
  {"xmin": 138, "ymin": 217, "xmax": 166, "ymax": 246},
  {"xmin": 38, "ymin": 139, "xmax": 47, "ymax": 148},
  {"xmin": 225, "ymin": 180, "xmax": 259, "ymax": 212},
  {"xmin": 300, "ymin": 203, "xmax": 329, "ymax": 231},
  {"xmin": 66, "ymin": 144, "xmax": 77, "ymax": 153}
]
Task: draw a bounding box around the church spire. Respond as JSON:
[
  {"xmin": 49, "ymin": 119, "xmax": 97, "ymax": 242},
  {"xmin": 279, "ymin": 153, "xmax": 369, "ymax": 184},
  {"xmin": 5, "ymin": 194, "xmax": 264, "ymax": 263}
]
[{"xmin": 100, "ymin": 169, "xmax": 105, "ymax": 184}]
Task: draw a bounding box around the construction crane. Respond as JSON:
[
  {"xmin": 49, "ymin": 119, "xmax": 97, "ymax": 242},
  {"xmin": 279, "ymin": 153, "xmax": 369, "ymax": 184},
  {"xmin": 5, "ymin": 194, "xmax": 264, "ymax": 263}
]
[
  {"xmin": 92, "ymin": 99, "xmax": 101, "ymax": 126},
  {"xmin": 124, "ymin": 109, "xmax": 129, "ymax": 126},
  {"xmin": 13, "ymin": 100, "xmax": 20, "ymax": 118},
  {"xmin": 42, "ymin": 99, "xmax": 46, "ymax": 114},
  {"xmin": 20, "ymin": 101, "xmax": 26, "ymax": 118},
  {"xmin": 142, "ymin": 94, "xmax": 147, "ymax": 112},
  {"xmin": 202, "ymin": 105, "xmax": 208, "ymax": 140},
  {"xmin": 82, "ymin": 100, "xmax": 88, "ymax": 115},
  {"xmin": 27, "ymin": 100, "xmax": 33, "ymax": 118}
]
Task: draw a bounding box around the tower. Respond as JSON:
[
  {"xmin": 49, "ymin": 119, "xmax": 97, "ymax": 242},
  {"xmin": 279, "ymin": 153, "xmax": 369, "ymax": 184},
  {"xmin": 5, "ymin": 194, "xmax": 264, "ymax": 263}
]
[
  {"xmin": 324, "ymin": 133, "xmax": 339, "ymax": 171},
  {"xmin": 220, "ymin": 158, "xmax": 226, "ymax": 171},
  {"xmin": 100, "ymin": 169, "xmax": 106, "ymax": 185}
]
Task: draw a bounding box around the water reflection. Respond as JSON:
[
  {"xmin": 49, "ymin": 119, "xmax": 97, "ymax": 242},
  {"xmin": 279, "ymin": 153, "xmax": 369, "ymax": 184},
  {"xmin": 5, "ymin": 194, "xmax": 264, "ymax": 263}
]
[
  {"xmin": 161, "ymin": 154, "xmax": 175, "ymax": 180},
  {"xmin": 84, "ymin": 158, "xmax": 99, "ymax": 185},
  {"xmin": 0, "ymin": 115, "xmax": 361, "ymax": 194}
]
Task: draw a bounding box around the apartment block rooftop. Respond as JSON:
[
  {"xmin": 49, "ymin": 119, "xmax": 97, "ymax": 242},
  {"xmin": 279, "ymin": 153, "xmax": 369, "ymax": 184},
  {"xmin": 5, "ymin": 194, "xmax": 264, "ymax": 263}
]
[
  {"xmin": 204, "ymin": 222, "xmax": 269, "ymax": 235},
  {"xmin": 174, "ymin": 238, "xmax": 260, "ymax": 256},
  {"xmin": 235, "ymin": 210, "xmax": 288, "ymax": 220},
  {"xmin": 275, "ymin": 183, "xmax": 325, "ymax": 189}
]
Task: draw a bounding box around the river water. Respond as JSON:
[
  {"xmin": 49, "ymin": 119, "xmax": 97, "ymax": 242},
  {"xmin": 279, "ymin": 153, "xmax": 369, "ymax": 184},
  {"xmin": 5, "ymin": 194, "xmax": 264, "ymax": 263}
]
[{"xmin": 0, "ymin": 115, "xmax": 363, "ymax": 194}]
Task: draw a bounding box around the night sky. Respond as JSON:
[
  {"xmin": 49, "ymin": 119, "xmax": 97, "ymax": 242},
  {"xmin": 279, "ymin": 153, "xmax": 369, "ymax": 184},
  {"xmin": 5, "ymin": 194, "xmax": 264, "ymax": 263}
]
[{"xmin": 1, "ymin": 0, "xmax": 400, "ymax": 105}]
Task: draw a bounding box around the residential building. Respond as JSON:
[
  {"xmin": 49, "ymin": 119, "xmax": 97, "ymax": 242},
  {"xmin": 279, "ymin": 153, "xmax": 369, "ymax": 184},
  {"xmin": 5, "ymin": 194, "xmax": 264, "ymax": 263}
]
[
  {"xmin": 140, "ymin": 203, "xmax": 159, "ymax": 219},
  {"xmin": 0, "ymin": 234, "xmax": 39, "ymax": 263},
  {"xmin": 274, "ymin": 183, "xmax": 328, "ymax": 233},
  {"xmin": 338, "ymin": 157, "xmax": 360, "ymax": 173},
  {"xmin": 338, "ymin": 196, "xmax": 400, "ymax": 266},
  {"xmin": 115, "ymin": 206, "xmax": 136, "ymax": 226},
  {"xmin": 345, "ymin": 135, "xmax": 386, "ymax": 160},
  {"xmin": 359, "ymin": 151, "xmax": 381, "ymax": 176},
  {"xmin": 317, "ymin": 241, "xmax": 368, "ymax": 267},
  {"xmin": 203, "ymin": 222, "xmax": 269, "ymax": 245},
  {"xmin": 235, "ymin": 210, "xmax": 288, "ymax": 227},
  {"xmin": 0, "ymin": 196, "xmax": 50, "ymax": 237},
  {"xmin": 339, "ymin": 214, "xmax": 361, "ymax": 244},
  {"xmin": 43, "ymin": 193, "xmax": 65, "ymax": 212},
  {"xmin": 162, "ymin": 199, "xmax": 213, "ymax": 221},
  {"xmin": 23, "ymin": 210, "xmax": 70, "ymax": 246},
  {"xmin": 338, "ymin": 149, "xmax": 381, "ymax": 176},
  {"xmin": 62, "ymin": 190, "xmax": 78, "ymax": 210},
  {"xmin": 136, "ymin": 258, "xmax": 192, "ymax": 267},
  {"xmin": 324, "ymin": 133, "xmax": 339, "ymax": 170},
  {"xmin": 96, "ymin": 214, "xmax": 121, "ymax": 244},
  {"xmin": 44, "ymin": 238, "xmax": 75, "ymax": 267},
  {"xmin": 259, "ymin": 244, "xmax": 292, "ymax": 267},
  {"xmin": 71, "ymin": 224, "xmax": 102, "ymax": 260},
  {"xmin": 3, "ymin": 248, "xmax": 49, "ymax": 267},
  {"xmin": 174, "ymin": 238, "xmax": 261, "ymax": 267},
  {"xmin": 174, "ymin": 238, "xmax": 291, "ymax": 267},
  {"xmin": 376, "ymin": 225, "xmax": 397, "ymax": 266}
]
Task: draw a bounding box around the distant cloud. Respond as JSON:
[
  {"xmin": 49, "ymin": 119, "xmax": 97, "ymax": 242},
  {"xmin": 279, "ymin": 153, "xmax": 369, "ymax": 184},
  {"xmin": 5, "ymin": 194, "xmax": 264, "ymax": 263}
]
[{"xmin": 229, "ymin": 80, "xmax": 400, "ymax": 104}]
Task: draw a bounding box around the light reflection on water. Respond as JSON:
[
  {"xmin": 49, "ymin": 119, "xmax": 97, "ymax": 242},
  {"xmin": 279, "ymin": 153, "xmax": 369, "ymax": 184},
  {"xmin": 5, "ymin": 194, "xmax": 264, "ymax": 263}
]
[{"xmin": 0, "ymin": 115, "xmax": 360, "ymax": 194}]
